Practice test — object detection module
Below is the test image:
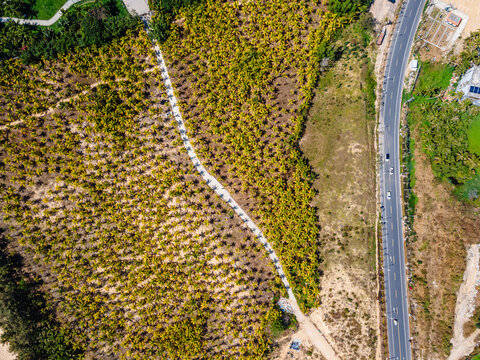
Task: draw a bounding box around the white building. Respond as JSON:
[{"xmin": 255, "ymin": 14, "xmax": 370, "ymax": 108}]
[{"xmin": 457, "ymin": 66, "xmax": 480, "ymax": 105}]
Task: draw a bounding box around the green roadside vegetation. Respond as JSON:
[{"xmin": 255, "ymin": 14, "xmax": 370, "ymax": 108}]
[
  {"xmin": 34, "ymin": 0, "xmax": 68, "ymax": 19},
  {"xmin": 414, "ymin": 61, "xmax": 454, "ymax": 96},
  {"xmin": 0, "ymin": 0, "xmax": 138, "ymax": 63},
  {"xmin": 406, "ymin": 30, "xmax": 480, "ymax": 358},
  {"xmin": 403, "ymin": 62, "xmax": 455, "ymax": 220},
  {"xmin": 407, "ymin": 61, "xmax": 480, "ymax": 205}
]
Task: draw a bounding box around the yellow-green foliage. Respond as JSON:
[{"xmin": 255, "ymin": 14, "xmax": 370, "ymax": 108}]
[
  {"xmin": 1, "ymin": 27, "xmax": 278, "ymax": 359},
  {"xmin": 162, "ymin": 0, "xmax": 350, "ymax": 309}
]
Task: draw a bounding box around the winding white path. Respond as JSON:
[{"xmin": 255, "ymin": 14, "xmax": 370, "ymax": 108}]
[
  {"xmin": 0, "ymin": 0, "xmax": 83, "ymax": 26},
  {"xmin": 153, "ymin": 44, "xmax": 340, "ymax": 360},
  {"xmin": 0, "ymin": 0, "xmax": 340, "ymax": 352}
]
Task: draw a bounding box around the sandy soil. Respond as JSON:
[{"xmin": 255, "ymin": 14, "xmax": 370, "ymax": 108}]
[
  {"xmin": 446, "ymin": 0, "xmax": 480, "ymax": 36},
  {"xmin": 448, "ymin": 244, "xmax": 480, "ymax": 360},
  {"xmin": 0, "ymin": 331, "xmax": 16, "ymax": 360},
  {"xmin": 407, "ymin": 142, "xmax": 480, "ymax": 358},
  {"xmin": 370, "ymin": 0, "xmax": 397, "ymax": 24},
  {"xmin": 0, "ymin": 345, "xmax": 15, "ymax": 360}
]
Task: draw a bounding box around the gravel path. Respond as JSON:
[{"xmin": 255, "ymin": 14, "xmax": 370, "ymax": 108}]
[
  {"xmin": 0, "ymin": 3, "xmax": 341, "ymax": 354},
  {"xmin": 0, "ymin": 0, "xmax": 83, "ymax": 26},
  {"xmin": 448, "ymin": 244, "xmax": 480, "ymax": 360},
  {"xmin": 153, "ymin": 44, "xmax": 340, "ymax": 360}
]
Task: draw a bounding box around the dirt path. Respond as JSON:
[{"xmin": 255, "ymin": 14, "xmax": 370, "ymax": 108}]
[
  {"xmin": 0, "ymin": 66, "xmax": 159, "ymax": 131},
  {"xmin": 448, "ymin": 244, "xmax": 480, "ymax": 360},
  {"xmin": 153, "ymin": 42, "xmax": 341, "ymax": 360}
]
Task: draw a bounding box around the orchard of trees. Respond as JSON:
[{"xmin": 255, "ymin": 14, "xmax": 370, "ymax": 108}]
[
  {"xmin": 0, "ymin": 26, "xmax": 283, "ymax": 358},
  {"xmin": 0, "ymin": 0, "xmax": 139, "ymax": 63},
  {"xmin": 158, "ymin": 0, "xmax": 356, "ymax": 309},
  {"xmin": 0, "ymin": 0, "xmax": 375, "ymax": 356}
]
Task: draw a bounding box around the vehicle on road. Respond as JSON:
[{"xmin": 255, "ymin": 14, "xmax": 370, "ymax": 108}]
[
  {"xmin": 393, "ymin": 319, "xmax": 398, "ymax": 325},
  {"xmin": 390, "ymin": 167, "xmax": 394, "ymax": 175},
  {"xmin": 387, "ymin": 191, "xmax": 391, "ymax": 199},
  {"xmin": 385, "ymin": 153, "xmax": 390, "ymax": 161}
]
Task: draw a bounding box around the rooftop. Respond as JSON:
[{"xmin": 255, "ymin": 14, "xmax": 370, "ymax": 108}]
[{"xmin": 457, "ymin": 66, "xmax": 480, "ymax": 105}]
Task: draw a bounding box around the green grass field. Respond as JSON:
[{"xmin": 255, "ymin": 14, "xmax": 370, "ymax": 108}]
[
  {"xmin": 468, "ymin": 114, "xmax": 480, "ymax": 156},
  {"xmin": 34, "ymin": 0, "xmax": 68, "ymax": 19},
  {"xmin": 414, "ymin": 61, "xmax": 454, "ymax": 96}
]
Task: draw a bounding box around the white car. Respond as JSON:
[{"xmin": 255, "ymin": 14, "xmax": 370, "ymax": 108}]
[
  {"xmin": 390, "ymin": 167, "xmax": 394, "ymax": 175},
  {"xmin": 387, "ymin": 191, "xmax": 391, "ymax": 199}
]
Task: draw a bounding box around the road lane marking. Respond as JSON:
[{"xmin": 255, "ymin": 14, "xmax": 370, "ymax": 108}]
[
  {"xmin": 394, "ymin": 272, "xmax": 397, "ymax": 281},
  {"xmin": 395, "ymin": 289, "xmax": 398, "ymax": 298}
]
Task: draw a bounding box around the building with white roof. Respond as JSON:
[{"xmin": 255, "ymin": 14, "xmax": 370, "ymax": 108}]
[{"xmin": 457, "ymin": 66, "xmax": 480, "ymax": 105}]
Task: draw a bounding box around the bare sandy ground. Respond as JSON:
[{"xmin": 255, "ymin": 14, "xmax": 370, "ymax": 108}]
[
  {"xmin": 0, "ymin": 331, "xmax": 16, "ymax": 360},
  {"xmin": 448, "ymin": 244, "xmax": 480, "ymax": 360},
  {"xmin": 446, "ymin": 0, "xmax": 480, "ymax": 36},
  {"xmin": 0, "ymin": 345, "xmax": 15, "ymax": 360},
  {"xmin": 370, "ymin": 0, "xmax": 397, "ymax": 24}
]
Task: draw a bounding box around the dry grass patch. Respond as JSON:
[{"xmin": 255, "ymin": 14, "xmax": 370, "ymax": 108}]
[
  {"xmin": 300, "ymin": 22, "xmax": 378, "ymax": 360},
  {"xmin": 408, "ymin": 146, "xmax": 480, "ymax": 358}
]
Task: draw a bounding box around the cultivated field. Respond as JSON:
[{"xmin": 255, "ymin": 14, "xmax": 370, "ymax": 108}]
[
  {"xmin": 160, "ymin": 0, "xmax": 351, "ymax": 310},
  {"xmin": 0, "ymin": 27, "xmax": 283, "ymax": 359}
]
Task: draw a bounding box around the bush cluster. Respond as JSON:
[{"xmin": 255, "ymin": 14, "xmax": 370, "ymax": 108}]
[{"xmin": 0, "ymin": 0, "xmax": 139, "ymax": 63}]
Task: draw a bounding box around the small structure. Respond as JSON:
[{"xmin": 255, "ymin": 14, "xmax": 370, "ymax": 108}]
[
  {"xmin": 377, "ymin": 28, "xmax": 386, "ymax": 46},
  {"xmin": 290, "ymin": 339, "xmax": 301, "ymax": 351},
  {"xmin": 445, "ymin": 12, "xmax": 462, "ymax": 27},
  {"xmin": 457, "ymin": 66, "xmax": 480, "ymax": 105},
  {"xmin": 409, "ymin": 59, "xmax": 418, "ymax": 72},
  {"xmin": 278, "ymin": 297, "xmax": 294, "ymax": 314}
]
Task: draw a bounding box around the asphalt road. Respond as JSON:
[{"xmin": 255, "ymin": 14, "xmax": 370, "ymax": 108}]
[{"xmin": 380, "ymin": 0, "xmax": 426, "ymax": 359}]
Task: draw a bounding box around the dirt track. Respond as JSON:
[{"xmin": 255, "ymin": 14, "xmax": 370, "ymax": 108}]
[{"xmin": 448, "ymin": 244, "xmax": 480, "ymax": 360}]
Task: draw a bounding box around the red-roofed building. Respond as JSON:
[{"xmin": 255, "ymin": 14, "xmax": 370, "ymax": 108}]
[{"xmin": 445, "ymin": 12, "xmax": 462, "ymax": 27}]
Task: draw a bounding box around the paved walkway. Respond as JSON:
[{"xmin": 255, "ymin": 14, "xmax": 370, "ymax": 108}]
[
  {"xmin": 0, "ymin": 0, "xmax": 150, "ymax": 25},
  {"xmin": 0, "ymin": 2, "xmax": 340, "ymax": 354},
  {"xmin": 0, "ymin": 0, "xmax": 83, "ymax": 26},
  {"xmin": 153, "ymin": 44, "xmax": 340, "ymax": 360}
]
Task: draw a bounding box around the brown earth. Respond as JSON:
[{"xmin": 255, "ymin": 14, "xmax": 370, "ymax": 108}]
[
  {"xmin": 407, "ymin": 134, "xmax": 480, "ymax": 359},
  {"xmin": 299, "ymin": 24, "xmax": 379, "ymax": 360}
]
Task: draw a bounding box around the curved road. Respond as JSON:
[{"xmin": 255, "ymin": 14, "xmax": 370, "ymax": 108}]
[
  {"xmin": 380, "ymin": 0, "xmax": 426, "ymax": 359},
  {"xmin": 0, "ymin": 0, "xmax": 83, "ymax": 26}
]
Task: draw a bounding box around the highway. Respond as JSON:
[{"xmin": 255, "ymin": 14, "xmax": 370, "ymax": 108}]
[{"xmin": 380, "ymin": 0, "xmax": 426, "ymax": 359}]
